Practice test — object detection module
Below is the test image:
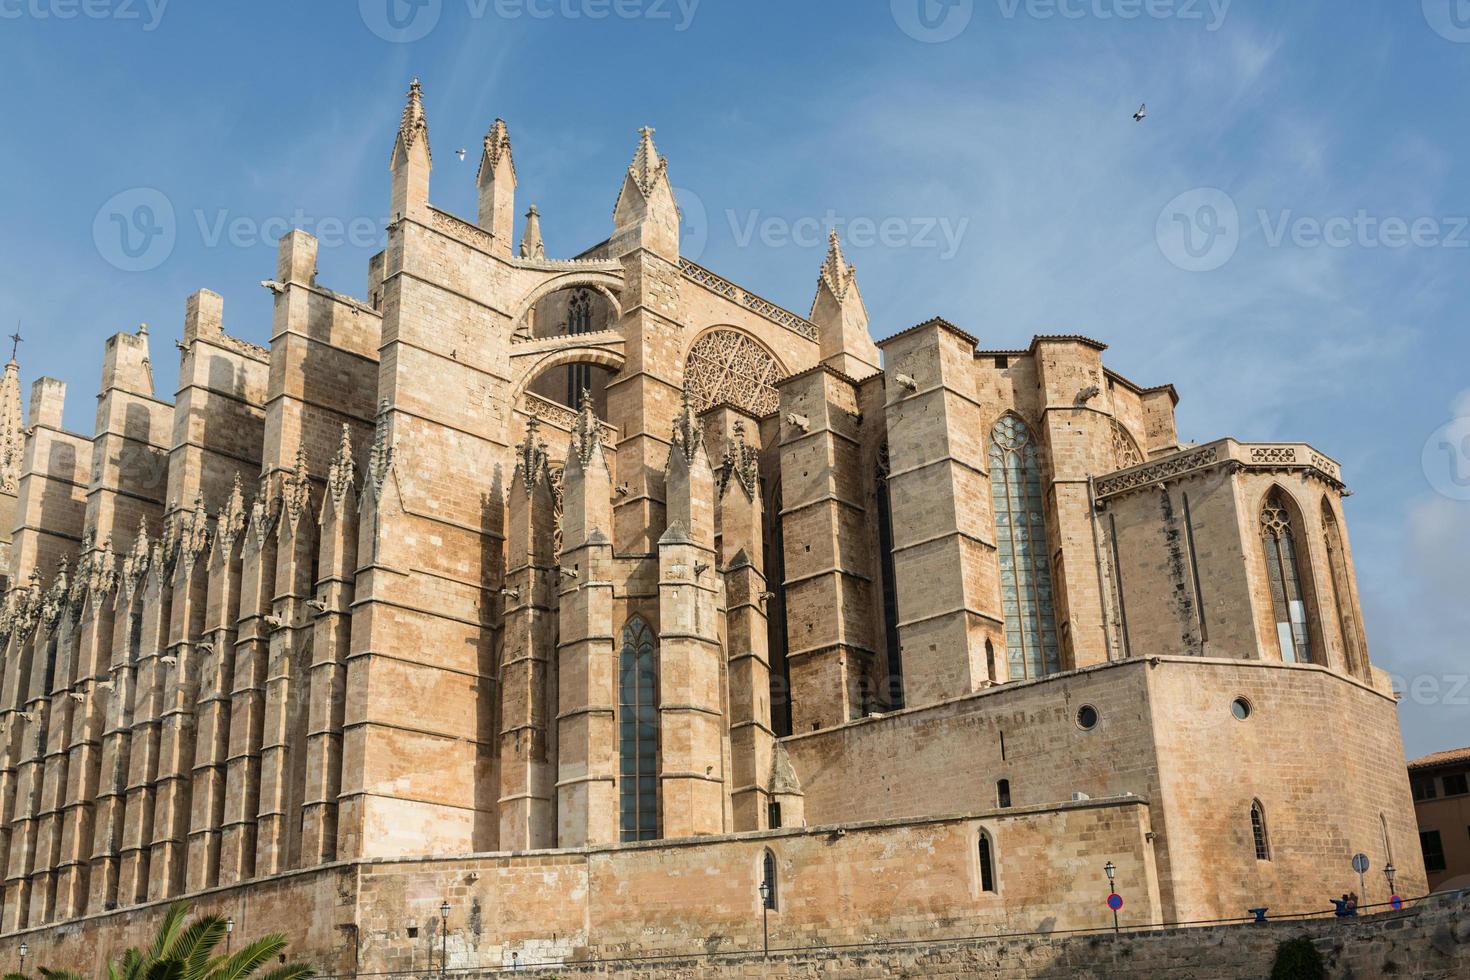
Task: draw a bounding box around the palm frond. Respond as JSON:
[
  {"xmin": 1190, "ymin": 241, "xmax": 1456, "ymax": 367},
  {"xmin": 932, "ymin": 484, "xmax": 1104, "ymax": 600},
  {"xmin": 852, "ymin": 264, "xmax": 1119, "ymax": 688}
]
[
  {"xmin": 173, "ymin": 917, "xmax": 228, "ymax": 976},
  {"xmin": 254, "ymin": 966, "xmax": 316, "ymax": 980},
  {"xmin": 204, "ymin": 934, "xmax": 288, "ymax": 980},
  {"xmin": 146, "ymin": 901, "xmax": 194, "ymax": 964}
]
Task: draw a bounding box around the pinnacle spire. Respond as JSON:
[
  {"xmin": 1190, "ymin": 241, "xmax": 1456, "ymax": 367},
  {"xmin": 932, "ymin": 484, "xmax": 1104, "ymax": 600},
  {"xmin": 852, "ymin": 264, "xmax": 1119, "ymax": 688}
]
[
  {"xmin": 670, "ymin": 388, "xmax": 704, "ymax": 464},
  {"xmin": 328, "ymin": 423, "xmax": 356, "ymax": 503},
  {"xmin": 367, "ymin": 399, "xmax": 394, "ymax": 493},
  {"xmin": 569, "ymin": 390, "xmax": 604, "ymax": 468},
  {"xmin": 477, "ymin": 117, "xmax": 515, "ymax": 185},
  {"xmin": 820, "ymin": 229, "xmax": 856, "ymax": 301},
  {"xmin": 515, "ymin": 415, "xmax": 551, "ymax": 495},
  {"xmin": 628, "ymin": 126, "xmax": 668, "ymax": 197},
  {"xmin": 395, "ymin": 77, "xmax": 431, "ymax": 165},
  {"xmin": 520, "ymin": 205, "xmax": 545, "ymax": 259},
  {"xmin": 0, "ymin": 339, "xmax": 23, "ymax": 494}
]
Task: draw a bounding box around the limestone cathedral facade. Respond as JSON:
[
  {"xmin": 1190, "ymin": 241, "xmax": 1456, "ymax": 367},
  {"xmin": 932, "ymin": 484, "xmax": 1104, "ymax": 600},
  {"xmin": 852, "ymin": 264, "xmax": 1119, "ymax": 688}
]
[{"xmin": 0, "ymin": 81, "xmax": 1426, "ymax": 973}]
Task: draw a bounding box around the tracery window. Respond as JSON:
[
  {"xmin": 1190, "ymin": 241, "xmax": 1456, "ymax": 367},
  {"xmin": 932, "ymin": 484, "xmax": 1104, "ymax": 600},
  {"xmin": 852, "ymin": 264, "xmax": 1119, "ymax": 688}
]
[
  {"xmin": 1261, "ymin": 489, "xmax": 1313, "ymax": 664},
  {"xmin": 683, "ymin": 329, "xmax": 781, "ymax": 417},
  {"xmin": 1251, "ymin": 800, "xmax": 1271, "ymax": 861},
  {"xmin": 990, "ymin": 414, "xmax": 1060, "ymax": 680},
  {"xmin": 1110, "ymin": 419, "xmax": 1144, "ymax": 470},
  {"xmin": 619, "ymin": 616, "xmax": 659, "ymax": 842},
  {"xmin": 565, "ymin": 290, "xmax": 594, "ymax": 406},
  {"xmin": 1321, "ymin": 499, "xmax": 1365, "ymax": 678}
]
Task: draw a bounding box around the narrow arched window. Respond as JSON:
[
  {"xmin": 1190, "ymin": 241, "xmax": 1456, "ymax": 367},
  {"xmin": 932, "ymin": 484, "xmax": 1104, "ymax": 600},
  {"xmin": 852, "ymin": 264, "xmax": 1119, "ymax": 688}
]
[
  {"xmin": 1260, "ymin": 489, "xmax": 1314, "ymax": 664},
  {"xmin": 619, "ymin": 616, "xmax": 659, "ymax": 842},
  {"xmin": 978, "ymin": 832, "xmax": 997, "ymax": 893},
  {"xmin": 997, "ymin": 779, "xmax": 1012, "ymax": 809},
  {"xmin": 990, "ymin": 415, "xmax": 1060, "ymax": 680},
  {"xmin": 1380, "ymin": 812, "xmax": 1393, "ymax": 865},
  {"xmin": 875, "ymin": 444, "xmax": 904, "ymax": 708},
  {"xmin": 762, "ymin": 849, "xmax": 778, "ymax": 910},
  {"xmin": 1250, "ymin": 800, "xmax": 1270, "ymax": 861},
  {"xmin": 565, "ymin": 290, "xmax": 594, "ymax": 405},
  {"xmin": 1321, "ymin": 500, "xmax": 1365, "ymax": 678}
]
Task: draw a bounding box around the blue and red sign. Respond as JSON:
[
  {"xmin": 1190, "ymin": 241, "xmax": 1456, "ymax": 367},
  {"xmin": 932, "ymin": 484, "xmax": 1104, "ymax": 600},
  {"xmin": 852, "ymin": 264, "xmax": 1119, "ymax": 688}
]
[
  {"xmin": 1107, "ymin": 893, "xmax": 1124, "ymax": 912},
  {"xmin": 1390, "ymin": 895, "xmax": 1403, "ymax": 911}
]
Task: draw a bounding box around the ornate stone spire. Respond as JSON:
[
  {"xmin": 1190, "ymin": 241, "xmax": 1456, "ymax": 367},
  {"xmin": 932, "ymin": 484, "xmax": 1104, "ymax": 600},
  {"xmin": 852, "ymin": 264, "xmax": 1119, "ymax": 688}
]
[
  {"xmin": 0, "ymin": 341, "xmax": 24, "ymax": 494},
  {"xmin": 669, "ymin": 388, "xmax": 705, "ymax": 464},
  {"xmin": 520, "ymin": 205, "xmax": 545, "ymax": 259},
  {"xmin": 284, "ymin": 445, "xmax": 313, "ymax": 523},
  {"xmin": 477, "ymin": 117, "xmax": 515, "ymax": 185},
  {"xmin": 721, "ymin": 420, "xmax": 760, "ymax": 497},
  {"xmin": 180, "ymin": 495, "xmax": 212, "ymax": 569},
  {"xmin": 366, "ymin": 399, "xmax": 394, "ymax": 496},
  {"xmin": 214, "ymin": 475, "xmax": 246, "ymax": 559},
  {"xmin": 819, "ymin": 230, "xmax": 856, "ymax": 302},
  {"xmin": 630, "ymin": 127, "xmax": 667, "ymax": 196},
  {"xmin": 810, "ymin": 229, "xmax": 879, "ymax": 378},
  {"xmin": 249, "ymin": 476, "xmax": 279, "ymax": 550},
  {"xmin": 569, "ymin": 390, "xmax": 604, "ymax": 468},
  {"xmin": 327, "ymin": 424, "xmax": 356, "ymax": 504},
  {"xmin": 396, "ymin": 77, "xmax": 431, "ymax": 164},
  {"xmin": 515, "ymin": 415, "xmax": 551, "ymax": 495}
]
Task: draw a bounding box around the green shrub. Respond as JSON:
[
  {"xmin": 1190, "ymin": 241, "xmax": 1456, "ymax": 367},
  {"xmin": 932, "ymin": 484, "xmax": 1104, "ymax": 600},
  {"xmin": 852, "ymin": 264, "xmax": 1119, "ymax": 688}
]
[{"xmin": 1270, "ymin": 936, "xmax": 1326, "ymax": 980}]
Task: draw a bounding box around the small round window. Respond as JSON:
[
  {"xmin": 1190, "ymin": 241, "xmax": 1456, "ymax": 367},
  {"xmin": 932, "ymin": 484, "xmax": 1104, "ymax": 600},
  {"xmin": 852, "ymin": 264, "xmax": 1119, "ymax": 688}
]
[
  {"xmin": 1077, "ymin": 705, "xmax": 1099, "ymax": 731},
  {"xmin": 1231, "ymin": 697, "xmax": 1252, "ymax": 721}
]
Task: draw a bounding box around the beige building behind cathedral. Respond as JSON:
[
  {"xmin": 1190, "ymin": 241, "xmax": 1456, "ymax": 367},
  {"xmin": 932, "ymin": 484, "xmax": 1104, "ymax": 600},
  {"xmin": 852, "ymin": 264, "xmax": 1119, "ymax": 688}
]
[{"xmin": 0, "ymin": 82, "xmax": 1425, "ymax": 973}]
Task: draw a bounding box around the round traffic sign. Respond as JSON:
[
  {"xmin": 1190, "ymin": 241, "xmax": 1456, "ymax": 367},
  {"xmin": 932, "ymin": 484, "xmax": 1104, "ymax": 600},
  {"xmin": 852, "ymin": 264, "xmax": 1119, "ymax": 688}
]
[
  {"xmin": 1352, "ymin": 853, "xmax": 1370, "ymax": 874},
  {"xmin": 1390, "ymin": 895, "xmax": 1403, "ymax": 911},
  {"xmin": 1107, "ymin": 893, "xmax": 1124, "ymax": 912}
]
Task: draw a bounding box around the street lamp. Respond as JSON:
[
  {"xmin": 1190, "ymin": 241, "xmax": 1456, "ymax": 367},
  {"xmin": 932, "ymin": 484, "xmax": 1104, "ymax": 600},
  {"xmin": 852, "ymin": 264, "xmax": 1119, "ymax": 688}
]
[
  {"xmin": 439, "ymin": 901, "xmax": 450, "ymax": 978},
  {"xmin": 18, "ymin": 942, "xmax": 27, "ymax": 975},
  {"xmin": 1384, "ymin": 863, "xmax": 1397, "ymax": 896},
  {"xmin": 225, "ymin": 917, "xmax": 234, "ymax": 955},
  {"xmin": 1104, "ymin": 861, "xmax": 1119, "ymax": 935},
  {"xmin": 757, "ymin": 879, "xmax": 771, "ymax": 957}
]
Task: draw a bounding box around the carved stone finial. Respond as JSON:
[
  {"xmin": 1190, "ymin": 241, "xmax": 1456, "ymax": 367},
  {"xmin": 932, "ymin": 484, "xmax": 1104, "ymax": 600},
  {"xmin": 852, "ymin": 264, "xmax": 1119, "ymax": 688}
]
[
  {"xmin": 670, "ymin": 388, "xmax": 704, "ymax": 464},
  {"xmin": 819, "ymin": 229, "xmax": 857, "ymax": 302},
  {"xmin": 628, "ymin": 126, "xmax": 669, "ymax": 197},
  {"xmin": 721, "ymin": 420, "xmax": 760, "ymax": 496},
  {"xmin": 570, "ymin": 391, "xmax": 604, "ymax": 468},
  {"xmin": 479, "ymin": 117, "xmax": 515, "ymax": 184},
  {"xmin": 516, "ymin": 415, "xmax": 550, "ymax": 496},
  {"xmin": 284, "ymin": 445, "xmax": 312, "ymax": 521},
  {"xmin": 367, "ymin": 399, "xmax": 395, "ymax": 494},
  {"xmin": 397, "ymin": 77, "xmax": 430, "ymax": 163},
  {"xmin": 328, "ymin": 424, "xmax": 356, "ymax": 503},
  {"xmin": 520, "ymin": 204, "xmax": 545, "ymax": 259}
]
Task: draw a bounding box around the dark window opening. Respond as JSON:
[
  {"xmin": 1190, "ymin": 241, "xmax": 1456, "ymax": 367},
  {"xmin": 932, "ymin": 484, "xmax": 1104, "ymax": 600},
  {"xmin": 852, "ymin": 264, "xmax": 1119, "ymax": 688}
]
[
  {"xmin": 768, "ymin": 802, "xmax": 782, "ymax": 829},
  {"xmin": 1413, "ymin": 777, "xmax": 1439, "ymax": 802},
  {"xmin": 979, "ymin": 833, "xmax": 996, "ymax": 893},
  {"xmin": 1251, "ymin": 800, "xmax": 1271, "ymax": 861},
  {"xmin": 997, "ymin": 779, "xmax": 1012, "ymax": 809},
  {"xmin": 1442, "ymin": 772, "xmax": 1468, "ymax": 797},
  {"xmin": 762, "ymin": 850, "xmax": 778, "ymax": 910},
  {"xmin": 1420, "ymin": 830, "xmax": 1446, "ymax": 873}
]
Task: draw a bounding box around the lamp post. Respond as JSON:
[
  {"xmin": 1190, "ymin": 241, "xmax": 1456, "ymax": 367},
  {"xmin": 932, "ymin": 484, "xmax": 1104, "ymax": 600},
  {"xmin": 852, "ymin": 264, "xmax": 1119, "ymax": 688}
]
[
  {"xmin": 225, "ymin": 917, "xmax": 234, "ymax": 956},
  {"xmin": 1104, "ymin": 861, "xmax": 1119, "ymax": 935},
  {"xmin": 439, "ymin": 901, "xmax": 450, "ymax": 979},
  {"xmin": 18, "ymin": 942, "xmax": 27, "ymax": 975},
  {"xmin": 1385, "ymin": 863, "xmax": 1397, "ymax": 901},
  {"xmin": 758, "ymin": 879, "xmax": 771, "ymax": 957}
]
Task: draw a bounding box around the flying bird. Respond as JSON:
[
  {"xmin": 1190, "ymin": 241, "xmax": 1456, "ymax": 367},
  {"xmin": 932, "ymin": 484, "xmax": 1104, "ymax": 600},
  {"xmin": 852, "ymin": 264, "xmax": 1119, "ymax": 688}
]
[
  {"xmin": 1133, "ymin": 103, "xmax": 1147, "ymax": 123},
  {"xmin": 456, "ymin": 148, "xmax": 467, "ymax": 162}
]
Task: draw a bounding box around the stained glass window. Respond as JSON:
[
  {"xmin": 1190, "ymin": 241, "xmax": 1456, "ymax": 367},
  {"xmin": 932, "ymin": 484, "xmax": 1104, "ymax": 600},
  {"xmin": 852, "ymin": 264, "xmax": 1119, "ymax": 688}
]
[
  {"xmin": 619, "ymin": 616, "xmax": 659, "ymax": 842},
  {"xmin": 1261, "ymin": 490, "xmax": 1313, "ymax": 665},
  {"xmin": 990, "ymin": 414, "xmax": 1060, "ymax": 680}
]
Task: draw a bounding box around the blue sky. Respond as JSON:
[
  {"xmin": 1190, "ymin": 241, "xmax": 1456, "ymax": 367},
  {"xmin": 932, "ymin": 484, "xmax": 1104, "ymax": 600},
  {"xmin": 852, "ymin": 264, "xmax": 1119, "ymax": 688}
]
[{"xmin": 1, "ymin": 1, "xmax": 1467, "ymax": 756}]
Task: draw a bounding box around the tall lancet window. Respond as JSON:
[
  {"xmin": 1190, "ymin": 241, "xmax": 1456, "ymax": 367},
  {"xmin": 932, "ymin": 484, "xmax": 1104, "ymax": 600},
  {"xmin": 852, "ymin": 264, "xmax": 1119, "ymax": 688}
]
[
  {"xmin": 1261, "ymin": 489, "xmax": 1313, "ymax": 664},
  {"xmin": 989, "ymin": 414, "xmax": 1060, "ymax": 680},
  {"xmin": 565, "ymin": 290, "xmax": 594, "ymax": 406},
  {"xmin": 619, "ymin": 616, "xmax": 659, "ymax": 842},
  {"xmin": 1321, "ymin": 499, "xmax": 1365, "ymax": 678}
]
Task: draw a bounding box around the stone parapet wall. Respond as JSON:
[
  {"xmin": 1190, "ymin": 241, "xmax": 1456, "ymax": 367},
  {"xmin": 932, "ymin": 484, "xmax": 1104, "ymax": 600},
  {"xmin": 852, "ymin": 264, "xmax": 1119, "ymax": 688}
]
[{"xmin": 391, "ymin": 891, "xmax": 1470, "ymax": 979}]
